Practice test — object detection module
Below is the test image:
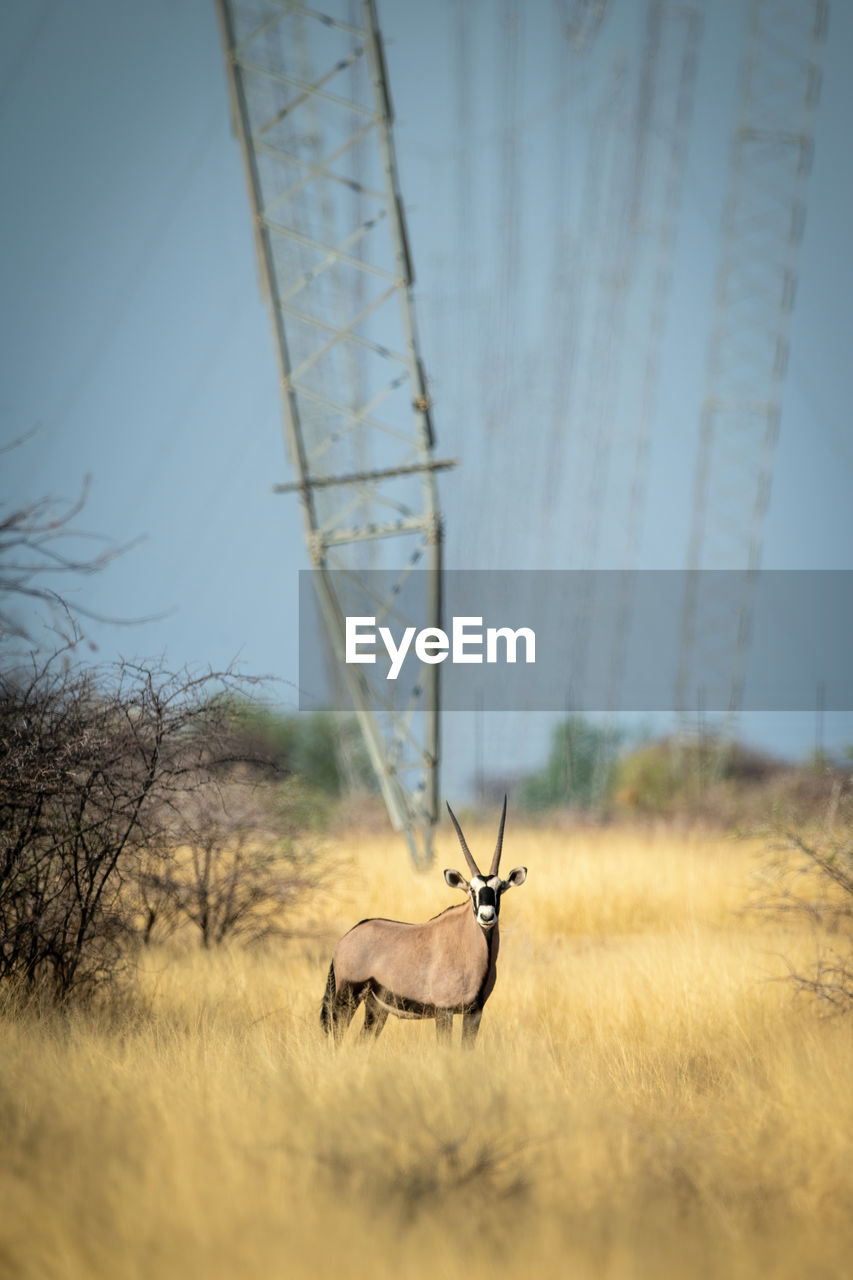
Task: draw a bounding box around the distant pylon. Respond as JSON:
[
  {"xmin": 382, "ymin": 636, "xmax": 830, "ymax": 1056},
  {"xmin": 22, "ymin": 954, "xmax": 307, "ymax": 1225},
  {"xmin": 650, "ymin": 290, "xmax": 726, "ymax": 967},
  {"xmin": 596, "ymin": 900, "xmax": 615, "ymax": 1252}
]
[
  {"xmin": 677, "ymin": 0, "xmax": 827, "ymax": 723},
  {"xmin": 607, "ymin": 1, "xmax": 703, "ymax": 710}
]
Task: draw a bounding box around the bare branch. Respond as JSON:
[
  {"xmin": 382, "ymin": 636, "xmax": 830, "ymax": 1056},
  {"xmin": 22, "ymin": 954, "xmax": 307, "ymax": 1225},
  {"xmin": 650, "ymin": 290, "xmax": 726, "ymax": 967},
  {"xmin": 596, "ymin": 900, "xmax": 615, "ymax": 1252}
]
[
  {"xmin": 756, "ymin": 804, "xmax": 853, "ymax": 1012},
  {"xmin": 0, "ymin": 479, "xmax": 151, "ymax": 643}
]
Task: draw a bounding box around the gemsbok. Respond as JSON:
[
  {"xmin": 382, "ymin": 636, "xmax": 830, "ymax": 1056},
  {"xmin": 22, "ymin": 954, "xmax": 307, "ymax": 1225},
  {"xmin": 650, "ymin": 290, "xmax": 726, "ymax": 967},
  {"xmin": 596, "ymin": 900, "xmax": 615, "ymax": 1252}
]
[{"xmin": 320, "ymin": 797, "xmax": 527, "ymax": 1045}]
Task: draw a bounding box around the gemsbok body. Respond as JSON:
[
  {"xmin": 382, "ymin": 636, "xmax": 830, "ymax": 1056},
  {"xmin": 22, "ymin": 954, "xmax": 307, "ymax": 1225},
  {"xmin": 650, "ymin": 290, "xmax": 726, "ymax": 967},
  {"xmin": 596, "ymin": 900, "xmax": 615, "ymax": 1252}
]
[{"xmin": 320, "ymin": 799, "xmax": 526, "ymax": 1045}]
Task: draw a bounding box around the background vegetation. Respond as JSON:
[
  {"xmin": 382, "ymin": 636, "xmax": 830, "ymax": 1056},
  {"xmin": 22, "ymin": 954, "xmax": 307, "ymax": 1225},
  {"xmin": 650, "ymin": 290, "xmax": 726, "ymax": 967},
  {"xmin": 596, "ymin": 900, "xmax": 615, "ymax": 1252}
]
[{"xmin": 517, "ymin": 713, "xmax": 852, "ymax": 831}]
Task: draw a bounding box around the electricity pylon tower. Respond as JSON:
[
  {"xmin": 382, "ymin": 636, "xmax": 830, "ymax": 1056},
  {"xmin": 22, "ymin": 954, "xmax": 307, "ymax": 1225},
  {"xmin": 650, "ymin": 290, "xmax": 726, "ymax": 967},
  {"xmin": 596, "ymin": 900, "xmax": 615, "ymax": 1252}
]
[
  {"xmin": 606, "ymin": 1, "xmax": 703, "ymax": 709},
  {"xmin": 216, "ymin": 0, "xmax": 448, "ymax": 865},
  {"xmin": 564, "ymin": 2, "xmax": 702, "ymax": 716},
  {"xmin": 677, "ymin": 0, "xmax": 827, "ymax": 722}
]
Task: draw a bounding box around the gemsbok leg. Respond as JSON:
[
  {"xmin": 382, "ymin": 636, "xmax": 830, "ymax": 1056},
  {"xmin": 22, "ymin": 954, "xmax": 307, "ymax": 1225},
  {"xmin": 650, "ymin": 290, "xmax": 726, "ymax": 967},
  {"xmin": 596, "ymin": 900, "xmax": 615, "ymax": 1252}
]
[
  {"xmin": 361, "ymin": 991, "xmax": 389, "ymax": 1039},
  {"xmin": 461, "ymin": 1008, "xmax": 482, "ymax": 1046},
  {"xmin": 320, "ymin": 963, "xmax": 364, "ymax": 1043},
  {"xmin": 435, "ymin": 1009, "xmax": 453, "ymax": 1044}
]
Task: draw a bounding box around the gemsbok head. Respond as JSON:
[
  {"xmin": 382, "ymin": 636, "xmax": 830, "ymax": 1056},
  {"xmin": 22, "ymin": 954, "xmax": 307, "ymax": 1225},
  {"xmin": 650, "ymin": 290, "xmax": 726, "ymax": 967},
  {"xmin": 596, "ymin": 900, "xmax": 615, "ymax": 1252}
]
[{"xmin": 320, "ymin": 797, "xmax": 527, "ymax": 1046}]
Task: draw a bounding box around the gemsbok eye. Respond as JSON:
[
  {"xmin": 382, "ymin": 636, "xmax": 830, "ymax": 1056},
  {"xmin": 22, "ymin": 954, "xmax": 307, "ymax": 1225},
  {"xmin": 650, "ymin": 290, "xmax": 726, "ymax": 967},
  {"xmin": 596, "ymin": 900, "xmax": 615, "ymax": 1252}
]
[{"xmin": 320, "ymin": 797, "xmax": 527, "ymax": 1047}]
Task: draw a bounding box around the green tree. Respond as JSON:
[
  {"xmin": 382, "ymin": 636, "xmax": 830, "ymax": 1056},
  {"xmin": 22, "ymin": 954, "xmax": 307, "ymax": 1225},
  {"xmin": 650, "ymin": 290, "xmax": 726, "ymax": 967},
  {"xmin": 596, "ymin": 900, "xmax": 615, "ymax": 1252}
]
[
  {"xmin": 224, "ymin": 701, "xmax": 376, "ymax": 796},
  {"xmin": 518, "ymin": 716, "xmax": 624, "ymax": 811}
]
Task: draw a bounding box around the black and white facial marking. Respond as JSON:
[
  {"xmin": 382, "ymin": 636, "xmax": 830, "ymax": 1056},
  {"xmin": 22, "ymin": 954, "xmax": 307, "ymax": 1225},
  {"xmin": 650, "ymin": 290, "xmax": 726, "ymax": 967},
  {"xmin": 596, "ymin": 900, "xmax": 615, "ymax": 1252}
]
[
  {"xmin": 444, "ymin": 867, "xmax": 528, "ymax": 930},
  {"xmin": 469, "ymin": 874, "xmax": 500, "ymax": 928}
]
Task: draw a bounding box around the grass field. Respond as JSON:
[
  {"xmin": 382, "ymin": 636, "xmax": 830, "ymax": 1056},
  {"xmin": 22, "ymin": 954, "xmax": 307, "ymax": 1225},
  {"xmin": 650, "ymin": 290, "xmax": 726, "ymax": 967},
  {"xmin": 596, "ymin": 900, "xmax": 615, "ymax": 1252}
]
[{"xmin": 1, "ymin": 823, "xmax": 851, "ymax": 1279}]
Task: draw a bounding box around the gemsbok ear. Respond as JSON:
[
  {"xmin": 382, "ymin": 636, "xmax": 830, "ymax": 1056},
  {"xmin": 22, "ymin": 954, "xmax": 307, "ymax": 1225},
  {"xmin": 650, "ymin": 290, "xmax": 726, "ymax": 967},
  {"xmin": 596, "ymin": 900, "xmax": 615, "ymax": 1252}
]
[
  {"xmin": 503, "ymin": 866, "xmax": 527, "ymax": 890},
  {"xmin": 444, "ymin": 869, "xmax": 469, "ymax": 891}
]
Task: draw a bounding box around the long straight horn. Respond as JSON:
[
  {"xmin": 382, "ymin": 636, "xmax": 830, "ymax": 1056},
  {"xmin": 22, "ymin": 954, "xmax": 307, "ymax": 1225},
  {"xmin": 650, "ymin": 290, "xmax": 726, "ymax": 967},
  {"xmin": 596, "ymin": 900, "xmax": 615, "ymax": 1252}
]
[
  {"xmin": 446, "ymin": 801, "xmax": 481, "ymax": 877},
  {"xmin": 489, "ymin": 795, "xmax": 508, "ymax": 876}
]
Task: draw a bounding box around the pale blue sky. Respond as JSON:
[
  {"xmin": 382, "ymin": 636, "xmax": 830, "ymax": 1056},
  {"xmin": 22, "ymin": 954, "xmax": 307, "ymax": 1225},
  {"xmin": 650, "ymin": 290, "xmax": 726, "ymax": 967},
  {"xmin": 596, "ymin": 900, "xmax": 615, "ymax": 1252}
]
[{"xmin": 2, "ymin": 0, "xmax": 852, "ymax": 786}]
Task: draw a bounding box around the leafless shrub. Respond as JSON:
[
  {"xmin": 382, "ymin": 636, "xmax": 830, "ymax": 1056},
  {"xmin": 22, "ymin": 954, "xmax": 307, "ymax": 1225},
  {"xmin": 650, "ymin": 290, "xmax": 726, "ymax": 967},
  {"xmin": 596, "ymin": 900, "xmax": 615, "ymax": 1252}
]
[
  {"xmin": 136, "ymin": 777, "xmax": 323, "ymax": 948},
  {"xmin": 307, "ymin": 1117, "xmax": 531, "ymax": 1215},
  {"xmin": 780, "ymin": 951, "xmax": 853, "ymax": 1013},
  {"xmin": 0, "ymin": 649, "xmax": 264, "ymax": 999},
  {"xmin": 757, "ymin": 786, "xmax": 853, "ymax": 1012}
]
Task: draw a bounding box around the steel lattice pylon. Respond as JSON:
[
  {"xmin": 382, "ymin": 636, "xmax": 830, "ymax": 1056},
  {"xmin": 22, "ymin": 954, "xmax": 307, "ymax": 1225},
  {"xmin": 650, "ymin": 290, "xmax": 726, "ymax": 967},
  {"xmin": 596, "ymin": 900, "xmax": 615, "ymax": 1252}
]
[
  {"xmin": 216, "ymin": 0, "xmax": 447, "ymax": 865},
  {"xmin": 606, "ymin": 1, "xmax": 703, "ymax": 710},
  {"xmin": 677, "ymin": 0, "xmax": 827, "ymax": 721},
  {"xmin": 559, "ymin": 2, "xmax": 703, "ymax": 714}
]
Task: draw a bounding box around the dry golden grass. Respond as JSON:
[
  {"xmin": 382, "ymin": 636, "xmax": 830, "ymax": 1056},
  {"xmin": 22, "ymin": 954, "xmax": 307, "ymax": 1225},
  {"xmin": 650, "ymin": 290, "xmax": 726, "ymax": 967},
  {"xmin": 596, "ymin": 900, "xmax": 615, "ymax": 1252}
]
[{"xmin": 1, "ymin": 824, "xmax": 851, "ymax": 1279}]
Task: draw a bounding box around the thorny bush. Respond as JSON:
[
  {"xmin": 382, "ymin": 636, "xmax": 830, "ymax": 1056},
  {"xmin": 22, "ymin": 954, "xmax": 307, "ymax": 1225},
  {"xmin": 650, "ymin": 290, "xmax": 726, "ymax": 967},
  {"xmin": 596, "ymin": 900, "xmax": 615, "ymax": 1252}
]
[
  {"xmin": 0, "ymin": 651, "xmax": 269, "ymax": 999},
  {"xmin": 760, "ymin": 782, "xmax": 853, "ymax": 1012}
]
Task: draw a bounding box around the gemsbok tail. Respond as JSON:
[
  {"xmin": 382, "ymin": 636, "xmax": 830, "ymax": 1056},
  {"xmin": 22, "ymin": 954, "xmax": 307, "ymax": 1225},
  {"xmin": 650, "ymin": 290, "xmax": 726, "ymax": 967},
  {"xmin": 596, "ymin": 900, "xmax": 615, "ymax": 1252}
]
[{"xmin": 320, "ymin": 961, "xmax": 336, "ymax": 1035}]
